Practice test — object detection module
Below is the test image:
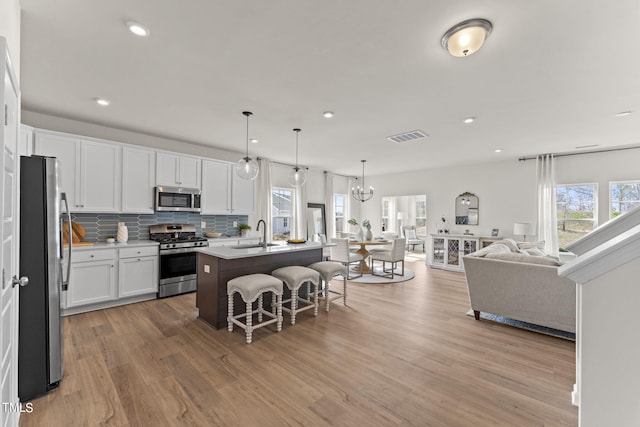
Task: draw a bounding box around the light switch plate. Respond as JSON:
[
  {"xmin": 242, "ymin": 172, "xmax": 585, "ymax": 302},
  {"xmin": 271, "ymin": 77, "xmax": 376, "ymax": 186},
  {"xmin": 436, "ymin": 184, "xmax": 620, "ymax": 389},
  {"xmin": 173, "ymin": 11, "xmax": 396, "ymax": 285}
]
[
  {"xmin": 201, "ymin": 221, "xmax": 206, "ymax": 229},
  {"xmin": 204, "ymin": 265, "xmax": 210, "ymax": 273},
  {"xmin": 233, "ymin": 221, "xmax": 238, "ymax": 228}
]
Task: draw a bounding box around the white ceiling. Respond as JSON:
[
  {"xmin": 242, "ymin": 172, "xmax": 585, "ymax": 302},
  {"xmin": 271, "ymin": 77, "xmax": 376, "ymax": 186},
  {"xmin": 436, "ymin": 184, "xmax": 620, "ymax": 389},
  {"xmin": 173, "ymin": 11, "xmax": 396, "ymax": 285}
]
[{"xmin": 19, "ymin": 0, "xmax": 640, "ymax": 176}]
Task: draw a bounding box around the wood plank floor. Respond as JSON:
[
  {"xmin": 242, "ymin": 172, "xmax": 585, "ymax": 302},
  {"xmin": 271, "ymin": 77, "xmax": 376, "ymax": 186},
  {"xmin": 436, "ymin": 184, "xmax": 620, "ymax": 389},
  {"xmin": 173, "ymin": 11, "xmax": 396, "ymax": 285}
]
[{"xmin": 20, "ymin": 259, "xmax": 577, "ymax": 426}]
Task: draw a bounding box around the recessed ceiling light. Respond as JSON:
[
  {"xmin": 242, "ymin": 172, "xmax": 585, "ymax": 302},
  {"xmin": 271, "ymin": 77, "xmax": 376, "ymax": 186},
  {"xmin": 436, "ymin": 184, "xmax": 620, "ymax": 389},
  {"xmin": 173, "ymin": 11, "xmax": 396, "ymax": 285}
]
[
  {"xmin": 126, "ymin": 21, "xmax": 150, "ymax": 37},
  {"xmin": 616, "ymin": 111, "xmax": 632, "ymax": 117},
  {"xmin": 250, "ymin": 138, "xmax": 259, "ymax": 144},
  {"xmin": 323, "ymin": 111, "xmax": 334, "ymax": 119},
  {"xmin": 494, "ymin": 149, "xmax": 502, "ymax": 153},
  {"xmin": 95, "ymin": 98, "xmax": 111, "ymax": 106},
  {"xmin": 463, "ymin": 117, "xmax": 475, "ymax": 124}
]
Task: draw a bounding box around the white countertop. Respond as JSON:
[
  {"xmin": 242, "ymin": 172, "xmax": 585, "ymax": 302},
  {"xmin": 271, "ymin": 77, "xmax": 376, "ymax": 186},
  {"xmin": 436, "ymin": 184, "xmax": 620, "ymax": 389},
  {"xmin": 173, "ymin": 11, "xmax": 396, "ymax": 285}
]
[
  {"xmin": 197, "ymin": 241, "xmax": 325, "ymax": 260},
  {"xmin": 68, "ymin": 240, "xmax": 160, "ymax": 250}
]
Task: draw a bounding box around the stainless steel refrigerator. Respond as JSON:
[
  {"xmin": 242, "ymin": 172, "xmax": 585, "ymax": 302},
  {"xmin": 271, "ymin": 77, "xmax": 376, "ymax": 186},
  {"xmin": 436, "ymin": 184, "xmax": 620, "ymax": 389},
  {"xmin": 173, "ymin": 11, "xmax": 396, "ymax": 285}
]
[{"xmin": 18, "ymin": 155, "xmax": 71, "ymax": 401}]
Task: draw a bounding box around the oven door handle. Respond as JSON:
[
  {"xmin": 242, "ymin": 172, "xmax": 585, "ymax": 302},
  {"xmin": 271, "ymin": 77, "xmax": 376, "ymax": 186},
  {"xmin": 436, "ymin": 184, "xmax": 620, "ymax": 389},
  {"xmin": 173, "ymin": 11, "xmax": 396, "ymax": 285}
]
[{"xmin": 160, "ymin": 247, "xmax": 200, "ymax": 255}]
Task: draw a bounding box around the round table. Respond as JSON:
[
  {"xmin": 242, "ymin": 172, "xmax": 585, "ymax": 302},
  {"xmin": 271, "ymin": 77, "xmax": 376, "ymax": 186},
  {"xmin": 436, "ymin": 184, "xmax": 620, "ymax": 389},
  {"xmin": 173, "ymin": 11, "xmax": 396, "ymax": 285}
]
[{"xmin": 348, "ymin": 240, "xmax": 392, "ymax": 274}]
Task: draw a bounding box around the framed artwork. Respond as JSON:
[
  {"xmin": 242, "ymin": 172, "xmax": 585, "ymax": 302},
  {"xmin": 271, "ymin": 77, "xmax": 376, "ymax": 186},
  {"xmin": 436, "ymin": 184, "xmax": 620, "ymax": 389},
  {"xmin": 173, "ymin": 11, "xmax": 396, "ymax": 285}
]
[{"xmin": 491, "ymin": 228, "xmax": 499, "ymax": 237}]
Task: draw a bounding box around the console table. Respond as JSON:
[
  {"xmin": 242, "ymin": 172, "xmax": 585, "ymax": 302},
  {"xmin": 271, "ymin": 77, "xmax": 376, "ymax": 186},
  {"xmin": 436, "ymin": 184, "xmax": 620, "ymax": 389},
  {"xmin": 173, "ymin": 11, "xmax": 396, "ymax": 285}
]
[{"xmin": 429, "ymin": 234, "xmax": 497, "ymax": 272}]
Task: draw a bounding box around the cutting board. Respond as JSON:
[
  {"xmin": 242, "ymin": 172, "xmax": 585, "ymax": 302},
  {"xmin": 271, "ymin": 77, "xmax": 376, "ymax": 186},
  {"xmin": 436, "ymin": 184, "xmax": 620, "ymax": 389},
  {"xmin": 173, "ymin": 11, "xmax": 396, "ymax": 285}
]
[
  {"xmin": 63, "ymin": 221, "xmax": 88, "ymax": 245},
  {"xmin": 63, "ymin": 241, "xmax": 94, "ymax": 247}
]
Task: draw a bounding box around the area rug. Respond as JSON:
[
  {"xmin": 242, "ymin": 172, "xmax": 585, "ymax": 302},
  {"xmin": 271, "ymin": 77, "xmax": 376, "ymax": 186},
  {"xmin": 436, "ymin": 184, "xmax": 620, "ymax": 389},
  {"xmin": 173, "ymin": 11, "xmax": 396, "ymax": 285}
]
[
  {"xmin": 336, "ymin": 268, "xmax": 415, "ymax": 284},
  {"xmin": 465, "ymin": 310, "xmax": 575, "ymax": 341}
]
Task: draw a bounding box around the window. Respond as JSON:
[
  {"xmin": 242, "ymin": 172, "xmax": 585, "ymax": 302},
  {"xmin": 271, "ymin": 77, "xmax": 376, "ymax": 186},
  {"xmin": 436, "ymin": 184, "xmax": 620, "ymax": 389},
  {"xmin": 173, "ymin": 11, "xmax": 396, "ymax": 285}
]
[
  {"xmin": 415, "ymin": 197, "xmax": 427, "ymax": 235},
  {"xmin": 272, "ymin": 187, "xmax": 293, "ymax": 241},
  {"xmin": 381, "ymin": 198, "xmax": 390, "ymax": 232},
  {"xmin": 610, "ymin": 181, "xmax": 640, "ymax": 218},
  {"xmin": 334, "ymin": 194, "xmax": 346, "ymax": 237},
  {"xmin": 556, "ymin": 184, "xmax": 597, "ymax": 249}
]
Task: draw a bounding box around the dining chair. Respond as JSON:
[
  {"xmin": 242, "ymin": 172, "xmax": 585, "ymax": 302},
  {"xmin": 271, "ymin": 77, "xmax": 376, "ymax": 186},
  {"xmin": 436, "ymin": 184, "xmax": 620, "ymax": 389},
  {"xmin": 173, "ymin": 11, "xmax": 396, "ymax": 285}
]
[
  {"xmin": 370, "ymin": 237, "xmax": 406, "ymax": 278},
  {"xmin": 328, "ymin": 238, "xmax": 363, "ymax": 279}
]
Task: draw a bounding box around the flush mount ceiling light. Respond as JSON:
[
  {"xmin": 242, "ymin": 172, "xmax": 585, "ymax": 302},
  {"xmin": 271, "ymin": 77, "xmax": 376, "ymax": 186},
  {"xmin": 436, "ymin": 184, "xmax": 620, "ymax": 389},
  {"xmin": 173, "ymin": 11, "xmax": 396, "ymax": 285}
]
[
  {"xmin": 441, "ymin": 18, "xmax": 492, "ymax": 57},
  {"xmin": 323, "ymin": 111, "xmax": 334, "ymax": 119},
  {"xmin": 126, "ymin": 21, "xmax": 150, "ymax": 37},
  {"xmin": 94, "ymin": 98, "xmax": 111, "ymax": 106},
  {"xmin": 235, "ymin": 111, "xmax": 259, "ymax": 180},
  {"xmin": 288, "ymin": 128, "xmax": 306, "ymax": 187},
  {"xmin": 351, "ymin": 160, "xmax": 374, "ymax": 203}
]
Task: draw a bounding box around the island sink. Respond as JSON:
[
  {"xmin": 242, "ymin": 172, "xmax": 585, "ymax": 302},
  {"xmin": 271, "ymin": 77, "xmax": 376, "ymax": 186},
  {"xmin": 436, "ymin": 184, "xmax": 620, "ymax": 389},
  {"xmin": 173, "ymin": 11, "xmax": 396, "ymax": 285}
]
[{"xmin": 231, "ymin": 243, "xmax": 280, "ymax": 249}]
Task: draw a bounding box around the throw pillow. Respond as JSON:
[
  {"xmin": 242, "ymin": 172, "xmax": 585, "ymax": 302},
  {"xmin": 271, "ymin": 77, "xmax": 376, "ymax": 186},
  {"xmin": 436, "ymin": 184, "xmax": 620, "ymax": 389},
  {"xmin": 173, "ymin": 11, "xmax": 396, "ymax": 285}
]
[
  {"xmin": 493, "ymin": 238, "xmax": 520, "ymax": 252},
  {"xmin": 485, "ymin": 252, "xmax": 561, "ymax": 266},
  {"xmin": 519, "ymin": 247, "xmax": 546, "ymax": 257},
  {"xmin": 518, "ymin": 241, "xmax": 546, "ymax": 250},
  {"xmin": 405, "ymin": 228, "xmax": 417, "ymax": 239},
  {"xmin": 467, "ymin": 242, "xmax": 513, "ymax": 257}
]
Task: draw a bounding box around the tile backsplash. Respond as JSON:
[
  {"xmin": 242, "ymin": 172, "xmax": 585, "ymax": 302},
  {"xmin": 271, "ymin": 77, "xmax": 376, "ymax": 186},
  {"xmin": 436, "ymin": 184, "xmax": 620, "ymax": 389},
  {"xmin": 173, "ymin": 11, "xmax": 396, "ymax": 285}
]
[{"xmin": 71, "ymin": 212, "xmax": 249, "ymax": 242}]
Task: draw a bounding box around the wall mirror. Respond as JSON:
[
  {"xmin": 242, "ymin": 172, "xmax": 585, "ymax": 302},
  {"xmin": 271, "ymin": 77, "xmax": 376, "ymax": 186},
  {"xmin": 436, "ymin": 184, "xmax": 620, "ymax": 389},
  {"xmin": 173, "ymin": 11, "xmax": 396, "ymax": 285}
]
[
  {"xmin": 307, "ymin": 203, "xmax": 326, "ymax": 241},
  {"xmin": 455, "ymin": 192, "xmax": 479, "ymax": 225}
]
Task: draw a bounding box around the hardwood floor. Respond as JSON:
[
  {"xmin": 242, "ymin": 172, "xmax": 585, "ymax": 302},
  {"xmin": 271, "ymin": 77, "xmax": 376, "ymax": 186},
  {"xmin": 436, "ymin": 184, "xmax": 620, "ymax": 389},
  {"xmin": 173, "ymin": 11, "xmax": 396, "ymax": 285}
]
[{"xmin": 20, "ymin": 259, "xmax": 578, "ymax": 426}]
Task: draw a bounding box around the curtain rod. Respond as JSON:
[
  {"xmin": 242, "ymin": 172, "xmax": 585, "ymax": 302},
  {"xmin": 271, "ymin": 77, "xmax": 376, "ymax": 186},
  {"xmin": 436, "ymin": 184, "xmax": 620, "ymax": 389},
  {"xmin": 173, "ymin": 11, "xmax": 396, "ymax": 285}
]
[
  {"xmin": 257, "ymin": 157, "xmax": 308, "ymax": 170},
  {"xmin": 518, "ymin": 145, "xmax": 640, "ymax": 161},
  {"xmin": 324, "ymin": 170, "xmax": 357, "ymax": 179}
]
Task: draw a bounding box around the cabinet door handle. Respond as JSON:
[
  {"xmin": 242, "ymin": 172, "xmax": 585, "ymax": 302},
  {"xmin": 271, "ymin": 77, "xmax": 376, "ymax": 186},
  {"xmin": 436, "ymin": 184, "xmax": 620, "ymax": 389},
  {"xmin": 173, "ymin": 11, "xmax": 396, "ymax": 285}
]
[
  {"xmin": 111, "ymin": 265, "xmax": 114, "ymax": 268},
  {"xmin": 137, "ymin": 258, "xmax": 141, "ymax": 261},
  {"xmin": 90, "ymin": 255, "xmax": 94, "ymax": 258}
]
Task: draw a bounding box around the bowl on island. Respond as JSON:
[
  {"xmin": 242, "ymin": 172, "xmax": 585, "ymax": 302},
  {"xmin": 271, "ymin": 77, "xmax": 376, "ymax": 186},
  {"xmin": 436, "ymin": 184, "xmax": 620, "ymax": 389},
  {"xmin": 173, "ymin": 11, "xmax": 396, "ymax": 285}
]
[{"xmin": 205, "ymin": 231, "xmax": 223, "ymax": 238}]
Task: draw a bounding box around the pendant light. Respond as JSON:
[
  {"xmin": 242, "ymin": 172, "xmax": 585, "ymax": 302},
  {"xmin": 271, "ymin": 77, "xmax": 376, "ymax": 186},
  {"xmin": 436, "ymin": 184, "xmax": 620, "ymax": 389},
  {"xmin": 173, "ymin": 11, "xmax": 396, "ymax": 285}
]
[
  {"xmin": 235, "ymin": 111, "xmax": 259, "ymax": 180},
  {"xmin": 351, "ymin": 160, "xmax": 374, "ymax": 202},
  {"xmin": 288, "ymin": 128, "xmax": 306, "ymax": 187}
]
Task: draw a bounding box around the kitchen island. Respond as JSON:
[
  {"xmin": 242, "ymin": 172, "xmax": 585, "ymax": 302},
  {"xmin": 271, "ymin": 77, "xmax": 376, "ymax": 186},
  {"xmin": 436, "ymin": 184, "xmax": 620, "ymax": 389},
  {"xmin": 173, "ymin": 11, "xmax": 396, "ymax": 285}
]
[{"xmin": 196, "ymin": 242, "xmax": 324, "ymax": 329}]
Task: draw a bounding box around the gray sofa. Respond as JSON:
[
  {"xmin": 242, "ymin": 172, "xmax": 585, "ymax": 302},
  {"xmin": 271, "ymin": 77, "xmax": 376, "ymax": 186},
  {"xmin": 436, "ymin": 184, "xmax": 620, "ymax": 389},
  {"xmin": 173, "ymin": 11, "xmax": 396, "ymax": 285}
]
[{"xmin": 463, "ymin": 240, "xmax": 576, "ymax": 333}]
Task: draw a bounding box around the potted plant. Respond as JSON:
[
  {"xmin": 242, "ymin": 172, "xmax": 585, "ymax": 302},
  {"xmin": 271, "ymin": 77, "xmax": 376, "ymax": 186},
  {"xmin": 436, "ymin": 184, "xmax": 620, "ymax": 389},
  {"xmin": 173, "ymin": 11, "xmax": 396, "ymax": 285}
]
[{"xmin": 238, "ymin": 223, "xmax": 251, "ymax": 237}]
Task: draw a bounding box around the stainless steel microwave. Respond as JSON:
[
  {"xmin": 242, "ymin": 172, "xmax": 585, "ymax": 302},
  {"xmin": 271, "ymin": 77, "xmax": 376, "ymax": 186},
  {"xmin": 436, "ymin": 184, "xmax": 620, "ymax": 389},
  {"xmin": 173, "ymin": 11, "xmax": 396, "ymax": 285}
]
[{"xmin": 155, "ymin": 186, "xmax": 202, "ymax": 213}]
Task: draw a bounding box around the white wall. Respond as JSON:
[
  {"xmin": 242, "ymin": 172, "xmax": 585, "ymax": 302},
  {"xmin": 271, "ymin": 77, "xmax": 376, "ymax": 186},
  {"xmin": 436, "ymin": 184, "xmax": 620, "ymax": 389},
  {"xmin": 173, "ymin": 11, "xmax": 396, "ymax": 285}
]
[
  {"xmin": 358, "ymin": 149, "xmax": 640, "ymax": 242},
  {"xmin": 0, "ymin": 0, "xmax": 20, "ymax": 79}
]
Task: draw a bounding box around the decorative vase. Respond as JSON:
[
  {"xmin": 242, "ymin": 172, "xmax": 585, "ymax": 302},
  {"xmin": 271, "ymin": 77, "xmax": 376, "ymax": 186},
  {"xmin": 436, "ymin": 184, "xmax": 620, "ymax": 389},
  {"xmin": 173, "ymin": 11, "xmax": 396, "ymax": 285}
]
[
  {"xmin": 117, "ymin": 222, "xmax": 128, "ymax": 243},
  {"xmin": 365, "ymin": 226, "xmax": 373, "ymax": 241},
  {"xmin": 356, "ymin": 227, "xmax": 364, "ymax": 242}
]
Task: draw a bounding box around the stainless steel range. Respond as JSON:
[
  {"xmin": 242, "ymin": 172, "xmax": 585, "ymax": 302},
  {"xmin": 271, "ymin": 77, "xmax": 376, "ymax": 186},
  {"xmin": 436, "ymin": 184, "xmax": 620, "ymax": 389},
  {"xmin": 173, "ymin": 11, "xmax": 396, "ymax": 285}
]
[{"xmin": 150, "ymin": 224, "xmax": 208, "ymax": 298}]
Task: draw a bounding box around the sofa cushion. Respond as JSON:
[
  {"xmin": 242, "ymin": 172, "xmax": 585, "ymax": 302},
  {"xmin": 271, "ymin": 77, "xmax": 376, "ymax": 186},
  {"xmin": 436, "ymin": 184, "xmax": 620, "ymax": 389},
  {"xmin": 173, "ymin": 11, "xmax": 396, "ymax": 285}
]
[
  {"xmin": 484, "ymin": 252, "xmax": 561, "ymax": 266},
  {"xmin": 468, "ymin": 242, "xmax": 513, "ymax": 257},
  {"xmin": 518, "ymin": 241, "xmax": 546, "ymax": 250}
]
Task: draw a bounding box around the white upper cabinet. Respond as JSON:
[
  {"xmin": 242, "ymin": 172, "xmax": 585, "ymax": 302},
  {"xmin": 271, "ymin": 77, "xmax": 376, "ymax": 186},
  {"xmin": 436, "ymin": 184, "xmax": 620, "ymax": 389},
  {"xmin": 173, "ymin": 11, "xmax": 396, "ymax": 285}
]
[
  {"xmin": 201, "ymin": 159, "xmax": 254, "ymax": 215},
  {"xmin": 156, "ymin": 152, "xmax": 201, "ymax": 189},
  {"xmin": 79, "ymin": 140, "xmax": 121, "ymax": 212},
  {"xmin": 34, "ymin": 132, "xmax": 80, "ymax": 209},
  {"xmin": 34, "ymin": 131, "xmax": 121, "ymax": 212},
  {"xmin": 201, "ymin": 159, "xmax": 231, "ymax": 214},
  {"xmin": 122, "ymin": 146, "xmax": 156, "ymax": 213}
]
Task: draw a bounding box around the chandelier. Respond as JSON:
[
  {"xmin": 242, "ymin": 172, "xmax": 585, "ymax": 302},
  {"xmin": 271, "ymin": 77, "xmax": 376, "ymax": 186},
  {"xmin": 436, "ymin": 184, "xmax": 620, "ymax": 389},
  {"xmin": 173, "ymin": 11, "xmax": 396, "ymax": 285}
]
[{"xmin": 351, "ymin": 160, "xmax": 374, "ymax": 203}]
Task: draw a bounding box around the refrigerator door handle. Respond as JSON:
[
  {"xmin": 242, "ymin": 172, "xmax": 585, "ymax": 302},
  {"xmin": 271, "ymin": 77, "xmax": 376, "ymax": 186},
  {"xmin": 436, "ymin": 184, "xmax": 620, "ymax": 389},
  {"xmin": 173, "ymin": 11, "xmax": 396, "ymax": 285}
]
[{"xmin": 61, "ymin": 193, "xmax": 72, "ymax": 290}]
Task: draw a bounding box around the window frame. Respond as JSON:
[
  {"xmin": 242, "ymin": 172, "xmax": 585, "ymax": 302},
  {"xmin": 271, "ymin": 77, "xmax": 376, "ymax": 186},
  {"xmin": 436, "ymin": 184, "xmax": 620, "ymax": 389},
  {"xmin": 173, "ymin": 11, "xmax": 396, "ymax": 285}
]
[
  {"xmin": 609, "ymin": 180, "xmax": 640, "ymax": 219},
  {"xmin": 334, "ymin": 193, "xmax": 346, "ymax": 238},
  {"xmin": 271, "ymin": 186, "xmax": 294, "ymax": 241},
  {"xmin": 556, "ymin": 182, "xmax": 598, "ymax": 248}
]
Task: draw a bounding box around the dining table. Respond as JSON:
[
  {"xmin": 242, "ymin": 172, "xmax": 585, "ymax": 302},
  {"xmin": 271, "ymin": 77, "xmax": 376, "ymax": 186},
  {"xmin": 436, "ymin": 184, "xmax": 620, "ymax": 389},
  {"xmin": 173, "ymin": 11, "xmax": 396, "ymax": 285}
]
[{"xmin": 348, "ymin": 240, "xmax": 392, "ymax": 274}]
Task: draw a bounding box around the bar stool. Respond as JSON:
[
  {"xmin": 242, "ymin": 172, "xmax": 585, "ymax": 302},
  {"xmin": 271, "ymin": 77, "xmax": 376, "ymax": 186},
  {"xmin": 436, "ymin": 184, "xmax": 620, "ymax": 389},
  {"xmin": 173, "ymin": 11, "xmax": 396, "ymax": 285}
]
[
  {"xmin": 271, "ymin": 266, "xmax": 320, "ymax": 325},
  {"xmin": 227, "ymin": 273, "xmax": 283, "ymax": 344},
  {"xmin": 308, "ymin": 261, "xmax": 348, "ymax": 312}
]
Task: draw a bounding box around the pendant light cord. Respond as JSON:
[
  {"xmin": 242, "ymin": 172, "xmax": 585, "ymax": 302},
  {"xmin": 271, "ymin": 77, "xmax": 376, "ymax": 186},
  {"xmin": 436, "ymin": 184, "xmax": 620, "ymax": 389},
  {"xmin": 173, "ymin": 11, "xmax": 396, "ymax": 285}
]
[
  {"xmin": 293, "ymin": 128, "xmax": 301, "ymax": 169},
  {"xmin": 243, "ymin": 111, "xmax": 253, "ymax": 159}
]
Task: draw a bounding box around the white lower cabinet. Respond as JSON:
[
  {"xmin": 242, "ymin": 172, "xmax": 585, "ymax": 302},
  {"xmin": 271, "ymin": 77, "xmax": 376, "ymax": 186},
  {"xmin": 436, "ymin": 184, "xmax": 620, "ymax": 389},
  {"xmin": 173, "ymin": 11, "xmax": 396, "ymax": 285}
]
[
  {"xmin": 66, "ymin": 249, "xmax": 118, "ymax": 308},
  {"xmin": 63, "ymin": 244, "xmax": 159, "ymax": 315},
  {"xmin": 118, "ymin": 246, "xmax": 158, "ymax": 297}
]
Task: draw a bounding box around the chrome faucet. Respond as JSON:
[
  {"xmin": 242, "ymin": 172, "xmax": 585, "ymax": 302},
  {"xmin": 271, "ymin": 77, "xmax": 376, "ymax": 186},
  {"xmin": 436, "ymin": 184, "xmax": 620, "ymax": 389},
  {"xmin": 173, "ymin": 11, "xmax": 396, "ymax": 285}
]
[{"xmin": 256, "ymin": 219, "xmax": 267, "ymax": 247}]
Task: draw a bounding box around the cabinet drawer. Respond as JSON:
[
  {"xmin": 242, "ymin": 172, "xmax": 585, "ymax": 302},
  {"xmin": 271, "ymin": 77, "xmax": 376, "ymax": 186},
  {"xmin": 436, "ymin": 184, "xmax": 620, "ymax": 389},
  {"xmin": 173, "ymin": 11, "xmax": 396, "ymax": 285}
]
[
  {"xmin": 119, "ymin": 246, "xmax": 158, "ymax": 259},
  {"xmin": 73, "ymin": 249, "xmax": 117, "ymax": 263}
]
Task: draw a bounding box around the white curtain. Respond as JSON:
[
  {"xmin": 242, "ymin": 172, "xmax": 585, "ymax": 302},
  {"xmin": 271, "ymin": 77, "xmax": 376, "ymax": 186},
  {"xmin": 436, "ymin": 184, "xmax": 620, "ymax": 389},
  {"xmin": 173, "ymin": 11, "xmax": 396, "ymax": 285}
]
[
  {"xmin": 346, "ymin": 176, "xmax": 358, "ymax": 235},
  {"xmin": 256, "ymin": 159, "xmax": 273, "ymax": 242},
  {"xmin": 293, "ymin": 182, "xmax": 307, "ymax": 240},
  {"xmin": 324, "ymin": 172, "xmax": 335, "ymax": 238},
  {"xmin": 537, "ymin": 154, "xmax": 559, "ymax": 255}
]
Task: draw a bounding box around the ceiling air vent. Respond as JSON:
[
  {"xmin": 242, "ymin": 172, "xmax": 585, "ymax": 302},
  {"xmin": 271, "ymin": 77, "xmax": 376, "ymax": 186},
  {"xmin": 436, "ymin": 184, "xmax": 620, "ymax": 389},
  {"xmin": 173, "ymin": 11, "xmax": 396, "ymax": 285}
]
[{"xmin": 386, "ymin": 130, "xmax": 428, "ymax": 144}]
